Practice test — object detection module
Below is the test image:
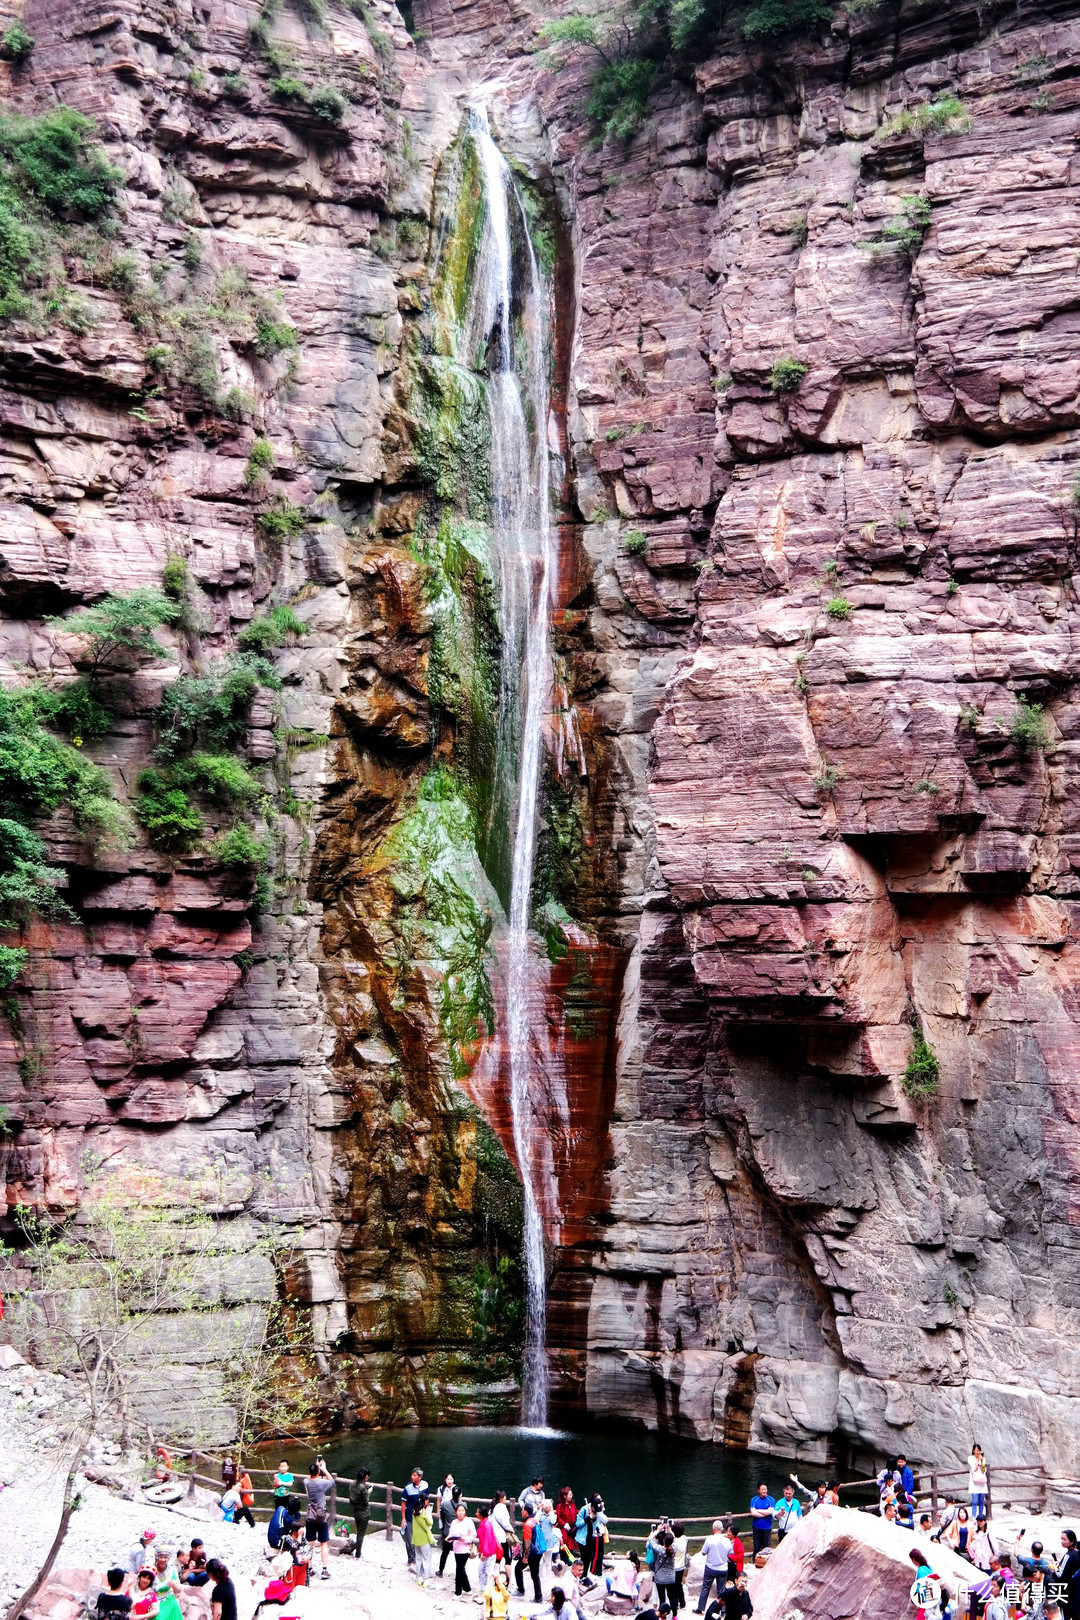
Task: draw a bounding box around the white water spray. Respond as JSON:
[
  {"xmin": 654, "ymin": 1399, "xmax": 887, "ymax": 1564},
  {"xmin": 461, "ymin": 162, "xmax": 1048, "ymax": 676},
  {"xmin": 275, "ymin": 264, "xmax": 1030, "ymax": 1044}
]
[{"xmin": 470, "ymin": 107, "xmax": 556, "ymax": 1430}]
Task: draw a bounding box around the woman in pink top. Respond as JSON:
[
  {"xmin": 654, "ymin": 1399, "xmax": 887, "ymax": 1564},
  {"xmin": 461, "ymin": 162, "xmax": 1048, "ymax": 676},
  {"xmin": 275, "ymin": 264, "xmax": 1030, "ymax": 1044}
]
[{"xmin": 476, "ymin": 1506, "xmax": 500, "ymax": 1594}]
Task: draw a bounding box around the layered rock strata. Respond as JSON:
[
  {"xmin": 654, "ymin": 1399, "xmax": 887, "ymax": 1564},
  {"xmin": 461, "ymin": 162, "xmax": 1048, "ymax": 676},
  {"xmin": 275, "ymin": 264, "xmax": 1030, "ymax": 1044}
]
[{"xmin": 1, "ymin": 0, "xmax": 1080, "ymax": 1476}]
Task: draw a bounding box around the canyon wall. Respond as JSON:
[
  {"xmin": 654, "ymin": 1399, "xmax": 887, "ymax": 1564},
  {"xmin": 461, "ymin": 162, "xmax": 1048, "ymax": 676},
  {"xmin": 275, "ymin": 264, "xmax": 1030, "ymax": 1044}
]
[{"xmin": 1, "ymin": 0, "xmax": 1079, "ymax": 1476}]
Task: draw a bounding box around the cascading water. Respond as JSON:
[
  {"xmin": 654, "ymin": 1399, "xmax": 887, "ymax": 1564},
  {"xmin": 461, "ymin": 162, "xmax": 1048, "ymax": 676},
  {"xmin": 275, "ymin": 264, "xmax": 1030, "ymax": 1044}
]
[{"xmin": 469, "ymin": 107, "xmax": 556, "ymax": 1430}]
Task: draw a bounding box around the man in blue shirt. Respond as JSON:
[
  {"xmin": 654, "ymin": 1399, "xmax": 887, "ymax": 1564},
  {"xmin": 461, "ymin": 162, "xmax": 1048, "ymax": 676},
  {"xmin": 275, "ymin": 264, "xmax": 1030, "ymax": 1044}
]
[
  {"xmin": 774, "ymin": 1485, "xmax": 802, "ymax": 1542},
  {"xmin": 401, "ymin": 1467, "xmax": 429, "ymax": 1567},
  {"xmin": 749, "ymin": 1485, "xmax": 776, "ymax": 1555}
]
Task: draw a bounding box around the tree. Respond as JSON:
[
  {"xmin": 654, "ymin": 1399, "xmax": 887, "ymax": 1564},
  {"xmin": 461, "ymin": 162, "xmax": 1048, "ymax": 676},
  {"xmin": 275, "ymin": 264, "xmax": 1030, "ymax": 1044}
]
[{"xmin": 49, "ymin": 588, "xmax": 185, "ymax": 680}]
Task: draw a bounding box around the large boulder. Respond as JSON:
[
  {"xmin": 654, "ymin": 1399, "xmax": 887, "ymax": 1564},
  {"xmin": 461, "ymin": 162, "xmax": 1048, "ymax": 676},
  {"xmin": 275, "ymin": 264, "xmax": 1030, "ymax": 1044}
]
[{"xmin": 749, "ymin": 1506, "xmax": 976, "ymax": 1620}]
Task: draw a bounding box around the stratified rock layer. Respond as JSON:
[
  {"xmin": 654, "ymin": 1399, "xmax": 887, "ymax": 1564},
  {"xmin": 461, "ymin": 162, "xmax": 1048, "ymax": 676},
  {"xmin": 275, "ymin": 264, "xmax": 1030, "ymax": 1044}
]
[{"xmin": 1, "ymin": 0, "xmax": 1079, "ymax": 1474}]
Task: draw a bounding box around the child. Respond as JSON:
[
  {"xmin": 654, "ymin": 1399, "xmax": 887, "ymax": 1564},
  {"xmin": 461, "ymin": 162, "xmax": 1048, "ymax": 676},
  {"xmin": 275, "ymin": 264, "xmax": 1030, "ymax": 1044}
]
[
  {"xmin": 411, "ymin": 1500, "xmax": 436, "ymax": 1585},
  {"xmin": 274, "ymin": 1463, "xmax": 293, "ymax": 1502}
]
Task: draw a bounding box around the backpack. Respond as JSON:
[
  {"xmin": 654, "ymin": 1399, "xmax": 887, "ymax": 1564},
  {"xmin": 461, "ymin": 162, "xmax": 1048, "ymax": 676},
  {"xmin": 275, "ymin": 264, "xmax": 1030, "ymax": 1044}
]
[{"xmin": 575, "ymin": 1507, "xmax": 588, "ymax": 1547}]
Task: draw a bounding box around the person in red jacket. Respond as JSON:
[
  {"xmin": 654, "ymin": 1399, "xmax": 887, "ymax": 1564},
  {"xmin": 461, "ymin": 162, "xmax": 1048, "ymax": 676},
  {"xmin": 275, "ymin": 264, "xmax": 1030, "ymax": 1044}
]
[{"xmin": 726, "ymin": 1522, "xmax": 745, "ymax": 1577}]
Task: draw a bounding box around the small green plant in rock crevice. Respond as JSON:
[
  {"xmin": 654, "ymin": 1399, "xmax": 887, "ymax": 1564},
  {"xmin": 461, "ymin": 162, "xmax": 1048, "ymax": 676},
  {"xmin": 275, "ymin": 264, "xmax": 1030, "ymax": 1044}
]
[
  {"xmin": 863, "ymin": 194, "xmax": 932, "ymax": 260},
  {"xmin": 622, "ymin": 529, "xmax": 649, "ymax": 557},
  {"xmin": 0, "ymin": 22, "xmax": 34, "ymax": 63},
  {"xmin": 1010, "ymin": 695, "xmax": 1051, "ymax": 752},
  {"xmin": 768, "ymin": 356, "xmax": 808, "ymax": 394},
  {"xmin": 237, "ymin": 603, "xmax": 307, "ymax": 654},
  {"xmin": 825, "ymin": 595, "xmax": 852, "ymax": 620},
  {"xmin": 902, "ymin": 1022, "xmax": 941, "ymax": 1100},
  {"xmin": 881, "ymin": 97, "xmax": 971, "ymax": 140}
]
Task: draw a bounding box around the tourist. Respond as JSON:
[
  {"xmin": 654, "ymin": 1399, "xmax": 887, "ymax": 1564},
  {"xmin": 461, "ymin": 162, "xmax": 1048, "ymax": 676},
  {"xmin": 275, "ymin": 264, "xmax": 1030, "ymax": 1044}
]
[
  {"xmin": 519, "ymin": 1476, "xmax": 545, "ymax": 1518},
  {"xmin": 176, "ymin": 1542, "xmax": 205, "ymax": 1577},
  {"xmin": 537, "ymin": 1498, "xmax": 560, "ymax": 1583},
  {"xmin": 774, "ymin": 1485, "xmax": 802, "ymax": 1542},
  {"xmin": 606, "ymin": 1548, "xmax": 641, "ymax": 1605},
  {"xmin": 491, "ymin": 1489, "xmax": 517, "ymax": 1564},
  {"xmin": 897, "ymin": 1457, "xmax": 916, "ymax": 1528},
  {"xmin": 933, "ymin": 1497, "xmax": 959, "ymax": 1543},
  {"xmin": 151, "ymin": 1552, "xmax": 183, "ymax": 1620},
  {"xmin": 273, "ymin": 1462, "xmax": 293, "ymax": 1501},
  {"xmin": 556, "ymin": 1487, "xmax": 578, "ymax": 1547},
  {"xmin": 127, "ymin": 1532, "xmax": 157, "ymax": 1584},
  {"xmin": 972, "ymin": 1518, "xmax": 996, "ymax": 1572},
  {"xmin": 920, "ymin": 1516, "xmax": 933, "ymax": 1536},
  {"xmin": 349, "ymin": 1469, "xmax": 370, "ymax": 1560},
  {"xmin": 401, "ymin": 1465, "xmax": 429, "ymax": 1568},
  {"xmin": 944, "ymin": 1507, "xmax": 971, "ymax": 1558},
  {"xmin": 877, "ymin": 1458, "xmax": 901, "ymax": 1508},
  {"xmin": 484, "ymin": 1569, "xmax": 512, "ymax": 1620},
  {"xmin": 937, "ymin": 1587, "xmax": 956, "ymax": 1620},
  {"xmin": 221, "ymin": 1458, "xmax": 238, "ymax": 1492},
  {"xmin": 969, "ymin": 1447, "xmax": 988, "ymax": 1521},
  {"xmin": 97, "ymin": 1570, "xmax": 133, "ymax": 1620},
  {"xmin": 304, "ymin": 1459, "xmax": 333, "ymax": 1580},
  {"xmin": 909, "ymin": 1549, "xmax": 935, "ymax": 1620},
  {"xmin": 984, "ymin": 1579, "xmax": 1008, "ymax": 1620},
  {"xmin": 541, "ymin": 1587, "xmax": 579, "ymax": 1620},
  {"xmin": 824, "ymin": 1482, "xmax": 841, "ymax": 1507},
  {"xmin": 437, "ymin": 1474, "xmax": 461, "ymax": 1576},
  {"xmin": 748, "ymin": 1486, "xmax": 775, "ymax": 1556},
  {"xmin": 131, "ymin": 1571, "xmax": 158, "ymax": 1619},
  {"xmin": 477, "ymin": 1504, "xmax": 500, "ymax": 1593},
  {"xmin": 1025, "ymin": 1567, "xmax": 1049, "ymax": 1616},
  {"xmin": 1057, "ymin": 1529, "xmax": 1080, "ymax": 1615},
  {"xmin": 268, "ymin": 1496, "xmax": 300, "ymax": 1551},
  {"xmin": 789, "ymin": 1474, "xmax": 825, "ymax": 1510},
  {"xmin": 883, "ymin": 1503, "xmax": 899, "ymax": 1526},
  {"xmin": 412, "ymin": 1495, "xmax": 437, "ymax": 1585},
  {"xmin": 694, "ymin": 1520, "xmax": 732, "ymax": 1614},
  {"xmin": 450, "ymin": 1502, "xmax": 477, "ymax": 1595},
  {"xmin": 234, "ymin": 1468, "xmax": 256, "ymax": 1530},
  {"xmin": 726, "ymin": 1520, "xmax": 745, "ymax": 1578},
  {"xmin": 722, "ymin": 1572, "xmax": 753, "ymax": 1620},
  {"xmin": 649, "ymin": 1527, "xmax": 678, "ymax": 1611},
  {"xmin": 515, "ymin": 1501, "xmax": 546, "ymax": 1604},
  {"xmin": 576, "ymin": 1494, "xmax": 608, "ymax": 1585},
  {"xmin": 671, "ymin": 1520, "xmax": 689, "ymax": 1610},
  {"xmin": 206, "ymin": 1562, "xmax": 236, "ymax": 1620},
  {"xmin": 1017, "ymin": 1534, "xmax": 1055, "ymax": 1578}
]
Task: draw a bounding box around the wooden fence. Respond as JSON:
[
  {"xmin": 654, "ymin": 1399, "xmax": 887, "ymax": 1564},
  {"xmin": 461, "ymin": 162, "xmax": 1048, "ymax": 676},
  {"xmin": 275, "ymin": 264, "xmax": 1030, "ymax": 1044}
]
[{"xmin": 166, "ymin": 1449, "xmax": 1051, "ymax": 1552}]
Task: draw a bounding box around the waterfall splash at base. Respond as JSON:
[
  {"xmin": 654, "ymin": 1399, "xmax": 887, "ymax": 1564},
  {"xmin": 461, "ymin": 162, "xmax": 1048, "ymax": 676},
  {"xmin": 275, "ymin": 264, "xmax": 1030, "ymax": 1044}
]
[{"xmin": 470, "ymin": 107, "xmax": 557, "ymax": 1431}]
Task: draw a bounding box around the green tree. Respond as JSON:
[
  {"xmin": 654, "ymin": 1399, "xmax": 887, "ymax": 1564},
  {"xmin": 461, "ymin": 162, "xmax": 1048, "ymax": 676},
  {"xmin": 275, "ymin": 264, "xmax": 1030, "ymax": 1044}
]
[{"xmin": 51, "ymin": 588, "xmax": 185, "ymax": 679}]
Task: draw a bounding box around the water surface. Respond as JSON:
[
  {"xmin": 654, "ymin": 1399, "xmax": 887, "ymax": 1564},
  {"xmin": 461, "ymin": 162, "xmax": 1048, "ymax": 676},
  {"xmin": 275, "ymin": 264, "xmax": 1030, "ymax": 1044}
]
[{"xmin": 285, "ymin": 1426, "xmax": 812, "ymax": 1528}]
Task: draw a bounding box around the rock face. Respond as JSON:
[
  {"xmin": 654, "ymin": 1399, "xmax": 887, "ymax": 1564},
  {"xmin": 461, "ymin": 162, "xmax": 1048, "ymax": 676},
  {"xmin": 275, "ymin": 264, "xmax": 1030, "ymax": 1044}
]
[{"xmin": 0, "ymin": 0, "xmax": 1078, "ymax": 1475}]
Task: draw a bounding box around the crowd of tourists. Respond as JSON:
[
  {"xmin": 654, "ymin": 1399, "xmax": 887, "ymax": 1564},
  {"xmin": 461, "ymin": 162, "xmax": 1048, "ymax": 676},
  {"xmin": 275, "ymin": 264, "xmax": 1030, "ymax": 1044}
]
[
  {"xmin": 98, "ymin": 1444, "xmax": 1078, "ymax": 1620},
  {"xmin": 91, "ymin": 1529, "xmax": 237, "ymax": 1620}
]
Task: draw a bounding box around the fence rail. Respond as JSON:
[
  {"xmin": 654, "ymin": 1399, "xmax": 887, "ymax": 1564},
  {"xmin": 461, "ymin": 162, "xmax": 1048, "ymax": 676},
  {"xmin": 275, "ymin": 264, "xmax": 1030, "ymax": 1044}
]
[{"xmin": 166, "ymin": 1447, "xmax": 1050, "ymax": 1553}]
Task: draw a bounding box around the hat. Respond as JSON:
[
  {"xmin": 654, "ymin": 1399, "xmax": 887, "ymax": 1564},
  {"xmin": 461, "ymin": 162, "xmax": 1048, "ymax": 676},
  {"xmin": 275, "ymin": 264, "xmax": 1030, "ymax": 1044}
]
[{"xmin": 143, "ymin": 1530, "xmax": 156, "ymax": 1542}]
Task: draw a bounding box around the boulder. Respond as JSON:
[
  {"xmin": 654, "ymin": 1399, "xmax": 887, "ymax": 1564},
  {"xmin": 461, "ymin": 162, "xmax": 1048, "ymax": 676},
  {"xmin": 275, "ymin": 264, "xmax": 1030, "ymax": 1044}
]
[
  {"xmin": 0, "ymin": 1345, "xmax": 27, "ymax": 1370},
  {"xmin": 749, "ymin": 1507, "xmax": 976, "ymax": 1620}
]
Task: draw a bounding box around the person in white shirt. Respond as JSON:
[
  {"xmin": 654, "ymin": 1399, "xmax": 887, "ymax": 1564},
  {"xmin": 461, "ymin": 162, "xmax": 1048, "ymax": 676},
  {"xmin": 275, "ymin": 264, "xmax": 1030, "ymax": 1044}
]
[
  {"xmin": 518, "ymin": 1478, "xmax": 545, "ymax": 1519},
  {"xmin": 695, "ymin": 1520, "xmax": 733, "ymax": 1614},
  {"xmin": 541, "ymin": 1588, "xmax": 579, "ymax": 1620},
  {"xmin": 491, "ymin": 1491, "xmax": 516, "ymax": 1560}
]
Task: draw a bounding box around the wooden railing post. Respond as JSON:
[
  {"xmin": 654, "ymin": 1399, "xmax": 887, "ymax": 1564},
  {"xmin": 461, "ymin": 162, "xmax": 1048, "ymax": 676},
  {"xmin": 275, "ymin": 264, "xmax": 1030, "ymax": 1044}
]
[
  {"xmin": 985, "ymin": 1466, "xmax": 992, "ymax": 1521},
  {"xmin": 930, "ymin": 1470, "xmax": 939, "ymax": 1521},
  {"xmin": 385, "ymin": 1480, "xmax": 394, "ymax": 1540},
  {"xmin": 187, "ymin": 1451, "xmax": 200, "ymax": 1500}
]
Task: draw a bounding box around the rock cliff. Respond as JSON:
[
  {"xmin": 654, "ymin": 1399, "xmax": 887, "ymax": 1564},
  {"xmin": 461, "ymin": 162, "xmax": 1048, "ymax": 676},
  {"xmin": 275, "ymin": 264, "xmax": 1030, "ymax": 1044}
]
[{"xmin": 0, "ymin": 0, "xmax": 1078, "ymax": 1476}]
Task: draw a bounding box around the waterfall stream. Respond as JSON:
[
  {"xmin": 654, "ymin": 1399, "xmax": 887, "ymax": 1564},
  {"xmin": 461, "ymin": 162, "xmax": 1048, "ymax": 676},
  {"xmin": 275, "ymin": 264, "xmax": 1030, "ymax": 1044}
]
[{"xmin": 470, "ymin": 108, "xmax": 556, "ymax": 1430}]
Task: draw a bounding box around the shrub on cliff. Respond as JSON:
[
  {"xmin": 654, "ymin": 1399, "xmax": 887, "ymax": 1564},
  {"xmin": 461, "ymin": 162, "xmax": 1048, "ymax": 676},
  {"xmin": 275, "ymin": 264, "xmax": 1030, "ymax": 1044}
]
[
  {"xmin": 134, "ymin": 769, "xmax": 204, "ymax": 851},
  {"xmin": 902, "ymin": 1025, "xmax": 940, "ymax": 1100},
  {"xmin": 50, "ymin": 587, "xmax": 185, "ymax": 679},
  {"xmin": 0, "ymin": 21, "xmax": 34, "ymax": 63},
  {"xmin": 237, "ymin": 602, "xmax": 308, "ymax": 653},
  {"xmin": 538, "ymin": 0, "xmax": 836, "ymax": 140},
  {"xmin": 0, "ymin": 106, "xmax": 118, "ymax": 319},
  {"xmin": 155, "ymin": 656, "xmax": 279, "ymax": 759}
]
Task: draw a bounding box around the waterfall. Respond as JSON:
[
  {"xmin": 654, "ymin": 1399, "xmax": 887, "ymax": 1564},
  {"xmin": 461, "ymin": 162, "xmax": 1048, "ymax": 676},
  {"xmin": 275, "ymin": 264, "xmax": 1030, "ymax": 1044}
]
[{"xmin": 470, "ymin": 107, "xmax": 556, "ymax": 1431}]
